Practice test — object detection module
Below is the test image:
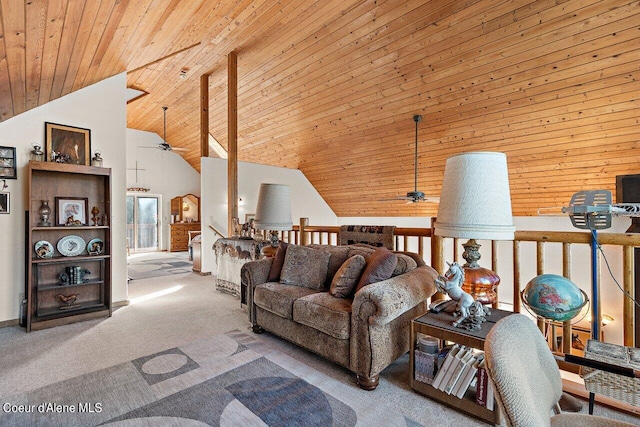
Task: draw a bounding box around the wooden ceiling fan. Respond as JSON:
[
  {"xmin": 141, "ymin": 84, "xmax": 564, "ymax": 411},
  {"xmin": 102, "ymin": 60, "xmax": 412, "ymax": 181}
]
[
  {"xmin": 382, "ymin": 115, "xmax": 439, "ymax": 204},
  {"xmin": 141, "ymin": 106, "xmax": 188, "ymax": 153}
]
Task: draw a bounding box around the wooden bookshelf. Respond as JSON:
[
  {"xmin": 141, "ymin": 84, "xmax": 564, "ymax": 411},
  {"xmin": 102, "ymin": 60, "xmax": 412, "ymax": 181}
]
[{"xmin": 26, "ymin": 161, "xmax": 112, "ymax": 332}]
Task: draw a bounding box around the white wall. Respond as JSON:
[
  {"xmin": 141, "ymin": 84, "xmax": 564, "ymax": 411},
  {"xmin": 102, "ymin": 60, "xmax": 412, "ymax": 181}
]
[
  {"xmin": 125, "ymin": 129, "xmax": 200, "ymax": 250},
  {"xmin": 200, "ymin": 157, "xmax": 338, "ymax": 274},
  {"xmin": 0, "ymin": 73, "xmax": 128, "ymax": 323}
]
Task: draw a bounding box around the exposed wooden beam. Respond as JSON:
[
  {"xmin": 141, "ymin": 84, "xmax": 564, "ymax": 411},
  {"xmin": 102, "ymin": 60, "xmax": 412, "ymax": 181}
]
[
  {"xmin": 227, "ymin": 50, "xmax": 238, "ymax": 236},
  {"xmin": 200, "ymin": 73, "xmax": 209, "ymax": 157}
]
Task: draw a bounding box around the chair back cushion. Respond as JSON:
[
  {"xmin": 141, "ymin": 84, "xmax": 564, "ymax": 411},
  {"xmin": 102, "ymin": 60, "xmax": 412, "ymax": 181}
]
[{"xmin": 485, "ymin": 313, "xmax": 562, "ymax": 427}]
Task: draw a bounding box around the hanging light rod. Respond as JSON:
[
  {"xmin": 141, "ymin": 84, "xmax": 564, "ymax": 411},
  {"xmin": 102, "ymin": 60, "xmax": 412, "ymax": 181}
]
[{"xmin": 380, "ymin": 114, "xmax": 438, "ymax": 204}]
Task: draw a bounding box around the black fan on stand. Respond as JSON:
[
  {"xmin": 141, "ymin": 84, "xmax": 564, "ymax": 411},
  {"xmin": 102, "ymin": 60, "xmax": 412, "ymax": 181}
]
[{"xmin": 382, "ymin": 115, "xmax": 439, "ymax": 203}]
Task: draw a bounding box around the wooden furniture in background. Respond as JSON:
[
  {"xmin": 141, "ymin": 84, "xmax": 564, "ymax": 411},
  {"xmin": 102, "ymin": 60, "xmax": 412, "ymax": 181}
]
[
  {"xmin": 170, "ymin": 222, "xmax": 200, "ymax": 252},
  {"xmin": 170, "ymin": 194, "xmax": 200, "ymax": 223},
  {"xmin": 26, "ymin": 161, "xmax": 111, "ymax": 332}
]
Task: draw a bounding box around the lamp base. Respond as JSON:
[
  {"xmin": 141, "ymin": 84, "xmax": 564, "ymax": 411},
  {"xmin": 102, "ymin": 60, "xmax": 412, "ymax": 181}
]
[
  {"xmin": 462, "ymin": 265, "xmax": 500, "ymax": 305},
  {"xmin": 461, "ymin": 239, "xmax": 500, "ymax": 305}
]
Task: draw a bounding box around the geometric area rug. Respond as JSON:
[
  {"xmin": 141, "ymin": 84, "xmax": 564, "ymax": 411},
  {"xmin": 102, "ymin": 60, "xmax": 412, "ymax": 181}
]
[{"xmin": 0, "ymin": 331, "xmax": 425, "ymax": 426}]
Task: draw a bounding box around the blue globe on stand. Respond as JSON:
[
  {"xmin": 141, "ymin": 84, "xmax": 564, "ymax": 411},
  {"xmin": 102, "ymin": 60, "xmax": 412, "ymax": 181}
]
[{"xmin": 521, "ymin": 274, "xmax": 589, "ymax": 322}]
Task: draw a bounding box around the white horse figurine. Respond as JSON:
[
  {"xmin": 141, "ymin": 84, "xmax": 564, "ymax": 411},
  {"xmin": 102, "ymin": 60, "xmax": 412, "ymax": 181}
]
[{"xmin": 434, "ymin": 262, "xmax": 476, "ymax": 327}]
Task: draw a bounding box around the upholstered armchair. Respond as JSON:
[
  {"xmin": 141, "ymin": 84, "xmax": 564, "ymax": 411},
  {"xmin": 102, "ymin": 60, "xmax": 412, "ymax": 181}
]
[{"xmin": 485, "ymin": 314, "xmax": 635, "ymax": 427}]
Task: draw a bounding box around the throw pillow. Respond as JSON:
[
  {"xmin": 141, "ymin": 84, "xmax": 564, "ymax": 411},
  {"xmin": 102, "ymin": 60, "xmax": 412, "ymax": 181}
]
[
  {"xmin": 330, "ymin": 254, "xmax": 367, "ymax": 298},
  {"xmin": 280, "ymin": 244, "xmax": 331, "ymax": 290},
  {"xmin": 355, "ymin": 247, "xmax": 398, "ymax": 293},
  {"xmin": 393, "ymin": 253, "xmax": 418, "ymax": 276},
  {"xmin": 267, "ymin": 241, "xmax": 289, "ymax": 282}
]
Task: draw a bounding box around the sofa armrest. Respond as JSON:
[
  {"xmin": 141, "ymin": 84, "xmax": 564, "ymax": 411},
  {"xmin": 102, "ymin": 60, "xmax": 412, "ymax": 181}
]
[
  {"xmin": 241, "ymin": 257, "xmax": 273, "ymax": 288},
  {"xmin": 241, "ymin": 258, "xmax": 273, "ymax": 327},
  {"xmin": 352, "ymin": 265, "xmax": 438, "ymax": 326}
]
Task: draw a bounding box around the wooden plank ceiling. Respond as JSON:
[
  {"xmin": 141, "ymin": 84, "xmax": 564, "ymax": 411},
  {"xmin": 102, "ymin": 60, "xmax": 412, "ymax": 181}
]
[{"xmin": 1, "ymin": 0, "xmax": 638, "ymax": 217}]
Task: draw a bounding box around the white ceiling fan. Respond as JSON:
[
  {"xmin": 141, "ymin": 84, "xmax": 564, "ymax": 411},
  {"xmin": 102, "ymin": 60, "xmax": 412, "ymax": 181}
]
[
  {"xmin": 141, "ymin": 106, "xmax": 188, "ymax": 154},
  {"xmin": 382, "ymin": 114, "xmax": 440, "ymax": 204}
]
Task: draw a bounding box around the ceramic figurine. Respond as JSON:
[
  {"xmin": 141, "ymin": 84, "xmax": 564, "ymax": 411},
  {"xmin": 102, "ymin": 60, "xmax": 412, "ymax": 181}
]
[
  {"xmin": 435, "ymin": 261, "xmax": 490, "ymax": 330},
  {"xmin": 91, "ymin": 206, "xmax": 100, "ymax": 226}
]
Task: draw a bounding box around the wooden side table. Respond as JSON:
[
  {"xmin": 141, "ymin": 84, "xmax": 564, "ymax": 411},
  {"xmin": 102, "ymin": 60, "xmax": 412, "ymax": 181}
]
[{"xmin": 410, "ymin": 308, "xmax": 513, "ymax": 425}]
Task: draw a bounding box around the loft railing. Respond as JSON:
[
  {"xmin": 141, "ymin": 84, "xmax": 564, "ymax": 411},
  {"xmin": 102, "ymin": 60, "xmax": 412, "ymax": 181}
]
[{"xmin": 275, "ymin": 217, "xmax": 637, "ymax": 349}]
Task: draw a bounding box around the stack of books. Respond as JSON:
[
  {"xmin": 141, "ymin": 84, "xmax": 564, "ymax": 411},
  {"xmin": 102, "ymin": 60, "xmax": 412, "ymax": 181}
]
[{"xmin": 429, "ymin": 344, "xmax": 492, "ymax": 402}]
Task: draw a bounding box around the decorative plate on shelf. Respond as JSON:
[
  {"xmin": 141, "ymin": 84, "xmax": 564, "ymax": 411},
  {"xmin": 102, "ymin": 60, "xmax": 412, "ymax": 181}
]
[
  {"xmin": 87, "ymin": 238, "xmax": 104, "ymax": 255},
  {"xmin": 57, "ymin": 235, "xmax": 86, "ymax": 257},
  {"xmin": 34, "ymin": 240, "xmax": 54, "ymax": 258}
]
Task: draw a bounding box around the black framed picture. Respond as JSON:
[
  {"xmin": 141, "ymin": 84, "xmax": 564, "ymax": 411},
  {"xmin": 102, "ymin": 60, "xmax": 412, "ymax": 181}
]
[
  {"xmin": 0, "ymin": 146, "xmax": 17, "ymax": 179},
  {"xmin": 0, "ymin": 192, "xmax": 9, "ymax": 214},
  {"xmin": 45, "ymin": 122, "xmax": 91, "ymax": 165},
  {"xmin": 55, "ymin": 197, "xmax": 88, "ymax": 226}
]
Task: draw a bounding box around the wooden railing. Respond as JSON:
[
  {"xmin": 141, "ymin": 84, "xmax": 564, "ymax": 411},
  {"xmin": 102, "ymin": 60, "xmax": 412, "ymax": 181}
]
[
  {"xmin": 277, "ymin": 218, "xmax": 637, "ymax": 349},
  {"xmin": 510, "ymin": 230, "xmax": 639, "ymax": 350}
]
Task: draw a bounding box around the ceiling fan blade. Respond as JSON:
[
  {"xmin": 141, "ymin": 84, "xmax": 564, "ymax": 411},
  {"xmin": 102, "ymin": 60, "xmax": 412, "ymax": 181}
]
[
  {"xmin": 419, "ymin": 196, "xmax": 440, "ymax": 203},
  {"xmin": 170, "ymin": 147, "xmax": 189, "ymax": 152},
  {"xmin": 379, "ymin": 196, "xmax": 413, "ymax": 202}
]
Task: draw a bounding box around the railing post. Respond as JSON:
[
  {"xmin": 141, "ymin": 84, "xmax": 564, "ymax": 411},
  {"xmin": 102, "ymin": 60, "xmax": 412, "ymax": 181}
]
[
  {"xmin": 431, "ymin": 217, "xmax": 445, "ymax": 302},
  {"xmin": 300, "ymin": 217, "xmax": 309, "ymax": 246},
  {"xmin": 536, "ymin": 241, "xmax": 545, "ymax": 332},
  {"xmin": 562, "ymin": 242, "xmax": 572, "ymax": 354},
  {"xmin": 513, "ymin": 240, "xmax": 521, "ymax": 313},
  {"xmin": 492, "ymin": 240, "xmax": 499, "ymax": 309},
  {"xmin": 623, "ymin": 245, "xmax": 635, "ymax": 347}
]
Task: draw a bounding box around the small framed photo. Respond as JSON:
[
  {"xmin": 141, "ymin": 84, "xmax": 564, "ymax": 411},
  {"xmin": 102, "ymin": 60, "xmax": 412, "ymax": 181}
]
[
  {"xmin": 45, "ymin": 122, "xmax": 91, "ymax": 165},
  {"xmin": 55, "ymin": 197, "xmax": 88, "ymax": 226},
  {"xmin": 0, "ymin": 146, "xmax": 17, "ymax": 179},
  {"xmin": 245, "ymin": 213, "xmax": 255, "ymax": 223},
  {"xmin": 0, "ymin": 192, "xmax": 9, "ymax": 214}
]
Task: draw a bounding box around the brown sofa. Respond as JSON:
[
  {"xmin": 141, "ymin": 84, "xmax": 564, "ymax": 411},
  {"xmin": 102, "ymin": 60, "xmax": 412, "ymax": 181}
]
[{"xmin": 241, "ymin": 243, "xmax": 438, "ymax": 390}]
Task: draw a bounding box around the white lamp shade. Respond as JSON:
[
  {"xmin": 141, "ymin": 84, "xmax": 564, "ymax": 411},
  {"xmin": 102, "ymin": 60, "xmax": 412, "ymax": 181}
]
[
  {"xmin": 435, "ymin": 152, "xmax": 515, "ymax": 240},
  {"xmin": 253, "ymin": 183, "xmax": 293, "ymax": 231}
]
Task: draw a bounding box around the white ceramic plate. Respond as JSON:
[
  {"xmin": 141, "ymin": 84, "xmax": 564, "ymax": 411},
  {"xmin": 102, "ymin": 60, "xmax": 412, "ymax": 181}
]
[
  {"xmin": 34, "ymin": 240, "xmax": 54, "ymax": 258},
  {"xmin": 57, "ymin": 235, "xmax": 86, "ymax": 257},
  {"xmin": 87, "ymin": 238, "xmax": 104, "ymax": 255}
]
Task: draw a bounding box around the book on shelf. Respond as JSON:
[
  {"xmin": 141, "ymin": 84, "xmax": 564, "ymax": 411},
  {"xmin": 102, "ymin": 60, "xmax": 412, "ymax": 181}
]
[
  {"xmin": 431, "ymin": 344, "xmax": 461, "ymax": 390},
  {"xmin": 475, "ymin": 360, "xmax": 494, "ymax": 410},
  {"xmin": 414, "ymin": 349, "xmax": 438, "ymax": 384},
  {"xmin": 443, "ymin": 348, "xmax": 475, "ymax": 394},
  {"xmin": 452, "ymin": 352, "xmax": 483, "ymax": 398}
]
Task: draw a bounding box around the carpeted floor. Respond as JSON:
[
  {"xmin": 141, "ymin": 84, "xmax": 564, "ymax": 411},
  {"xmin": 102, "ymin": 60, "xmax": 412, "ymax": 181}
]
[
  {"xmin": 127, "ymin": 251, "xmax": 193, "ymax": 280},
  {"xmin": 0, "ymin": 331, "xmax": 426, "ymax": 426}
]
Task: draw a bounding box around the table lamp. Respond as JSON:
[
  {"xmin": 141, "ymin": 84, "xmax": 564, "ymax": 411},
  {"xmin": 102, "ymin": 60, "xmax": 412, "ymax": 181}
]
[
  {"xmin": 253, "ymin": 183, "xmax": 293, "ymax": 257},
  {"xmin": 434, "ymin": 152, "xmax": 515, "ymax": 305}
]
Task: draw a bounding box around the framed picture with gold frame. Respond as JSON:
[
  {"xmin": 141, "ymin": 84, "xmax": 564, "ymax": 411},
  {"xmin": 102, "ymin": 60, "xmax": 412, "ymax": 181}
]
[{"xmin": 45, "ymin": 122, "xmax": 91, "ymax": 165}]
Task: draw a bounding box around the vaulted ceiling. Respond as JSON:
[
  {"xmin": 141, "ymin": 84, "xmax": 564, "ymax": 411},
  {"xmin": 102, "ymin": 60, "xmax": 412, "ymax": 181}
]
[{"xmin": 1, "ymin": 0, "xmax": 638, "ymax": 217}]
